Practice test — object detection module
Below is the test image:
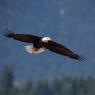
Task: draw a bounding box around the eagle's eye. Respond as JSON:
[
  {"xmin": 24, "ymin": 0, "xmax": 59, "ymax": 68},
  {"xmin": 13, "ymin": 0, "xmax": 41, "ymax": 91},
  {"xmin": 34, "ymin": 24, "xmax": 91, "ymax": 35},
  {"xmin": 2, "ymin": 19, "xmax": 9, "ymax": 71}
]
[{"xmin": 42, "ymin": 37, "xmax": 51, "ymax": 42}]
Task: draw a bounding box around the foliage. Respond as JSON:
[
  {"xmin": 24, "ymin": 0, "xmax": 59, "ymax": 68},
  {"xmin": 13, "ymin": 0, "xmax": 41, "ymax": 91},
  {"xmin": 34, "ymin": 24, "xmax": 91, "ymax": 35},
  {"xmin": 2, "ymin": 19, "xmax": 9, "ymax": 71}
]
[{"xmin": 0, "ymin": 65, "xmax": 95, "ymax": 95}]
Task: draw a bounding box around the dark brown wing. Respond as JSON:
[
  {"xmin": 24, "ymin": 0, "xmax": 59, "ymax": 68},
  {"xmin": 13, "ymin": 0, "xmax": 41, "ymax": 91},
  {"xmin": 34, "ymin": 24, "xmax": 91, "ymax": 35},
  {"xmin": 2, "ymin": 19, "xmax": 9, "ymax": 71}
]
[
  {"xmin": 42, "ymin": 40, "xmax": 81, "ymax": 60},
  {"xmin": 7, "ymin": 34, "xmax": 41, "ymax": 43},
  {"xmin": 4, "ymin": 29, "xmax": 41, "ymax": 43}
]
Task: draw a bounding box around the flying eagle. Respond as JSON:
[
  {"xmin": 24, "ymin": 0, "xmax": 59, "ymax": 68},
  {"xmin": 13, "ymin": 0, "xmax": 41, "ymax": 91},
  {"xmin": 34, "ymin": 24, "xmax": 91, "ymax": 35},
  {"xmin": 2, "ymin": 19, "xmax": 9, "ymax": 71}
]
[{"xmin": 4, "ymin": 28, "xmax": 83, "ymax": 61}]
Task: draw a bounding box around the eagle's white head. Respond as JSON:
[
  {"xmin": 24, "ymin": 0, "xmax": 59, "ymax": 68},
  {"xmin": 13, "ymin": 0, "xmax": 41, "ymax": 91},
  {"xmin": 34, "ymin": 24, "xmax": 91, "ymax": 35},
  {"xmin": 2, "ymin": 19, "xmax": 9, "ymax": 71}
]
[{"xmin": 42, "ymin": 37, "xmax": 51, "ymax": 43}]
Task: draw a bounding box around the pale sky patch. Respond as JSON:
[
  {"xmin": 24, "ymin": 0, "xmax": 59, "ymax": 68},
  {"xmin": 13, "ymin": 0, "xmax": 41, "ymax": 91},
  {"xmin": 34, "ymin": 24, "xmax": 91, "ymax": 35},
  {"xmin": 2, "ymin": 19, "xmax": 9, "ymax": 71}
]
[{"xmin": 59, "ymin": 9, "xmax": 64, "ymax": 16}]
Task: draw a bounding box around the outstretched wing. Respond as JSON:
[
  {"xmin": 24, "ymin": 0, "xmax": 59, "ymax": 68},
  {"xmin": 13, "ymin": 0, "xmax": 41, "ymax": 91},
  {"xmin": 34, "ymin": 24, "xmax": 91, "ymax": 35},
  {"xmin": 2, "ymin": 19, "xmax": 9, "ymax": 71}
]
[
  {"xmin": 4, "ymin": 28, "xmax": 41, "ymax": 43},
  {"xmin": 42, "ymin": 40, "xmax": 82, "ymax": 60}
]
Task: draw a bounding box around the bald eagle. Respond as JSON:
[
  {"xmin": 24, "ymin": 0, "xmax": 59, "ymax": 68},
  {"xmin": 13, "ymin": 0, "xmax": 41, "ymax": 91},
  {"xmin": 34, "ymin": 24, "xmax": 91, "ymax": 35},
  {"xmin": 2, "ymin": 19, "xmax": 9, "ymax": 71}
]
[{"xmin": 4, "ymin": 28, "xmax": 83, "ymax": 61}]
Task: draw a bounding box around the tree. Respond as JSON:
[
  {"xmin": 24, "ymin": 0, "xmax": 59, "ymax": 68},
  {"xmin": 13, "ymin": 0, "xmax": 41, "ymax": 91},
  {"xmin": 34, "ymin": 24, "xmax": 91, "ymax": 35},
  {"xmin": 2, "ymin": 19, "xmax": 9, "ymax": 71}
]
[
  {"xmin": 23, "ymin": 80, "xmax": 33, "ymax": 95},
  {"xmin": 51, "ymin": 79, "xmax": 62, "ymax": 95},
  {"xmin": 70, "ymin": 79, "xmax": 78, "ymax": 95},
  {"xmin": 33, "ymin": 80, "xmax": 53, "ymax": 95},
  {"xmin": 0, "ymin": 65, "xmax": 14, "ymax": 95}
]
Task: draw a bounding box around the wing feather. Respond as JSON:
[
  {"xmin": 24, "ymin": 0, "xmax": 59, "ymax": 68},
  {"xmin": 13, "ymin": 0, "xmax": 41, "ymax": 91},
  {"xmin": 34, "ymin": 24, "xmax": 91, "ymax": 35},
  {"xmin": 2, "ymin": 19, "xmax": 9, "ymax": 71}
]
[
  {"xmin": 42, "ymin": 40, "xmax": 81, "ymax": 60},
  {"xmin": 4, "ymin": 28, "xmax": 41, "ymax": 43},
  {"xmin": 5, "ymin": 31, "xmax": 41, "ymax": 43},
  {"xmin": 10, "ymin": 34, "xmax": 41, "ymax": 43}
]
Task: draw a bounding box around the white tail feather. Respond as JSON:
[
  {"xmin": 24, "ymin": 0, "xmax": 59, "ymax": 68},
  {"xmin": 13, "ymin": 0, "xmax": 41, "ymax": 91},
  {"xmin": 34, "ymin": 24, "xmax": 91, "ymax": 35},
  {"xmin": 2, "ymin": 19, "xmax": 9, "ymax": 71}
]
[{"xmin": 24, "ymin": 45, "xmax": 44, "ymax": 54}]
